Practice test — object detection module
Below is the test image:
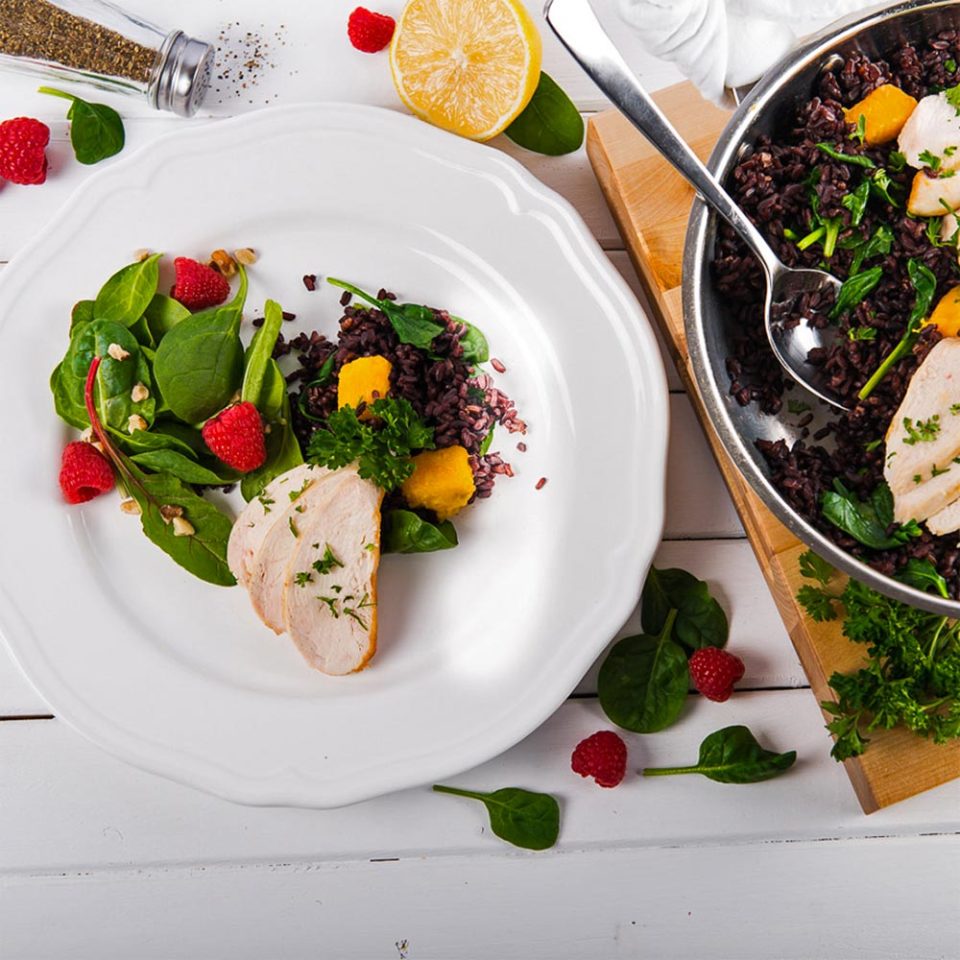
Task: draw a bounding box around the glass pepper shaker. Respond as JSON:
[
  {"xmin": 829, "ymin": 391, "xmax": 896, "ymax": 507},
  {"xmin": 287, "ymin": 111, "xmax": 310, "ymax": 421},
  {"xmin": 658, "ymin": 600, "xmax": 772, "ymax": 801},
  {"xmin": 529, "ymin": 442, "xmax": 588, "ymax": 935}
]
[{"xmin": 0, "ymin": 0, "xmax": 214, "ymax": 116}]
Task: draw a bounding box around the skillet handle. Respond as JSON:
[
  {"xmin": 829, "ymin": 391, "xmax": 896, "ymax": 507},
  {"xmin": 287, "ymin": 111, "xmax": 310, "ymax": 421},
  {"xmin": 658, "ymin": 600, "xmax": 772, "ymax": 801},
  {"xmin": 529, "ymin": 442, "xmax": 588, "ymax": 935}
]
[{"xmin": 543, "ymin": 0, "xmax": 783, "ymax": 281}]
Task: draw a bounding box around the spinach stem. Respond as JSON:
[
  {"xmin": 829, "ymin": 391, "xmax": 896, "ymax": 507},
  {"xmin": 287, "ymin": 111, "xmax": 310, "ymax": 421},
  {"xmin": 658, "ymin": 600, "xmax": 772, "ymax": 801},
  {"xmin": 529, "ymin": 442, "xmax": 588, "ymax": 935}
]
[
  {"xmin": 433, "ymin": 784, "xmax": 484, "ymax": 800},
  {"xmin": 327, "ymin": 277, "xmax": 384, "ymax": 311},
  {"xmin": 642, "ymin": 766, "xmax": 697, "ymax": 777},
  {"xmin": 858, "ymin": 333, "xmax": 915, "ymax": 400},
  {"xmin": 796, "ymin": 226, "xmax": 825, "ymax": 251},
  {"xmin": 37, "ymin": 85, "xmax": 76, "ymax": 102}
]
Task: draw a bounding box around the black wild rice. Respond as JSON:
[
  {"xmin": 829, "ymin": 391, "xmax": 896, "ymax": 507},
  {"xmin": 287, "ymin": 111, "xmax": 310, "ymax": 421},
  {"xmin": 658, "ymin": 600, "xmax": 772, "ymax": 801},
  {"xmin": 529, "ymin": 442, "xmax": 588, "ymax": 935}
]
[{"xmin": 712, "ymin": 32, "xmax": 960, "ymax": 595}]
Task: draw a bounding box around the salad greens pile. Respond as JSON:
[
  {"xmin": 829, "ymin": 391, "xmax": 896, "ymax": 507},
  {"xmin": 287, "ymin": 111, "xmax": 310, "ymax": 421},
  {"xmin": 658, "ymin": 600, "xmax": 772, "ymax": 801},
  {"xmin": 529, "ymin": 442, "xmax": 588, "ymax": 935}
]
[
  {"xmin": 50, "ymin": 255, "xmax": 302, "ymax": 584},
  {"xmin": 797, "ymin": 550, "xmax": 960, "ymax": 760}
]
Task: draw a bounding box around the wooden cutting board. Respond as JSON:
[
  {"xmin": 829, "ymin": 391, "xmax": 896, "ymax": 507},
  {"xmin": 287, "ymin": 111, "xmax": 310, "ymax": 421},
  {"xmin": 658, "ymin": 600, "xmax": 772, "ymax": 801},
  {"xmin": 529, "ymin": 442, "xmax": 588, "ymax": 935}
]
[{"xmin": 587, "ymin": 81, "xmax": 960, "ymax": 812}]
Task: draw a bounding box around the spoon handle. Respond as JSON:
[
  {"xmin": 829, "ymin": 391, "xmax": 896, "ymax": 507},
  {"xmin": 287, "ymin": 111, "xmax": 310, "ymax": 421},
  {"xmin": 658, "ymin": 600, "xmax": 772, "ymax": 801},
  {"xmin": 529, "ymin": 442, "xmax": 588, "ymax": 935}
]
[{"xmin": 543, "ymin": 0, "xmax": 781, "ymax": 279}]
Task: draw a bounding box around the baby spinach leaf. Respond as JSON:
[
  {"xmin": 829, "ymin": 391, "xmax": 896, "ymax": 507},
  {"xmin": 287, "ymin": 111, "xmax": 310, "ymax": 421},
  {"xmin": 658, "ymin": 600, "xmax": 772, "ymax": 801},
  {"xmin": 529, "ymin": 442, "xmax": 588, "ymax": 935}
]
[
  {"xmin": 242, "ymin": 298, "xmax": 284, "ymax": 407},
  {"xmin": 383, "ymin": 509, "xmax": 458, "ymax": 553},
  {"xmin": 643, "ymin": 725, "xmax": 797, "ymax": 783},
  {"xmin": 130, "ymin": 450, "xmax": 234, "ymax": 486},
  {"xmin": 144, "ymin": 293, "xmax": 190, "ymax": 341},
  {"xmin": 39, "ymin": 86, "xmax": 124, "ymax": 164},
  {"xmin": 895, "ymin": 557, "xmax": 950, "ymax": 598},
  {"xmin": 821, "ymin": 479, "xmax": 920, "ymax": 549},
  {"xmin": 152, "ymin": 282, "xmax": 246, "ymax": 424},
  {"xmin": 129, "ymin": 469, "xmax": 236, "ymax": 585},
  {"xmin": 504, "ymin": 71, "xmax": 584, "ymax": 156},
  {"xmin": 848, "ymin": 223, "xmax": 893, "ymax": 275},
  {"xmin": 240, "ymin": 359, "xmax": 303, "ymax": 501},
  {"xmin": 457, "ymin": 320, "xmax": 490, "ymax": 365},
  {"xmin": 66, "ymin": 320, "xmax": 155, "ymax": 430},
  {"xmin": 598, "ymin": 609, "xmax": 688, "ymax": 733},
  {"xmin": 641, "ymin": 566, "xmax": 728, "ymax": 652},
  {"xmin": 828, "ymin": 265, "xmax": 882, "ymax": 320},
  {"xmin": 432, "ymin": 785, "xmax": 559, "ymax": 850},
  {"xmin": 50, "ymin": 361, "xmax": 88, "ymax": 429},
  {"xmin": 70, "ymin": 299, "xmax": 94, "ymax": 333},
  {"xmin": 108, "ymin": 423, "xmax": 199, "ymax": 460},
  {"xmin": 93, "ymin": 254, "xmax": 161, "ymax": 327}
]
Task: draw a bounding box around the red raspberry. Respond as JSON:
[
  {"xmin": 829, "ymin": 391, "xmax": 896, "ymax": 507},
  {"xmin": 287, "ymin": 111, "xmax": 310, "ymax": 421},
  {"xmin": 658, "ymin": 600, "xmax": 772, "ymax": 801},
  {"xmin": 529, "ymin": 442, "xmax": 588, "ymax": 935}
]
[
  {"xmin": 201, "ymin": 402, "xmax": 267, "ymax": 473},
  {"xmin": 571, "ymin": 730, "xmax": 627, "ymax": 788},
  {"xmin": 59, "ymin": 441, "xmax": 115, "ymax": 504},
  {"xmin": 348, "ymin": 7, "xmax": 396, "ymax": 53},
  {"xmin": 171, "ymin": 257, "xmax": 231, "ymax": 311},
  {"xmin": 0, "ymin": 117, "xmax": 50, "ymax": 185},
  {"xmin": 689, "ymin": 648, "xmax": 745, "ymax": 702}
]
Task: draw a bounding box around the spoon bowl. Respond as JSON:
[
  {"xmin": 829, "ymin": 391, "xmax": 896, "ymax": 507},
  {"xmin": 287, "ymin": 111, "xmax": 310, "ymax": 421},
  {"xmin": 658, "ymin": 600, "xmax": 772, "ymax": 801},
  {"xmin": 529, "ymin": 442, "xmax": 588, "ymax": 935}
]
[{"xmin": 543, "ymin": 0, "xmax": 851, "ymax": 410}]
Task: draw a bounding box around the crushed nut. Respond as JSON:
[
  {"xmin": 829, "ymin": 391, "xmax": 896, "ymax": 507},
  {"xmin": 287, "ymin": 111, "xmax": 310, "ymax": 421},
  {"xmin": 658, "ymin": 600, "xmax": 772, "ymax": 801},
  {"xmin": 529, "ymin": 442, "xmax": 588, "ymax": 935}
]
[
  {"xmin": 130, "ymin": 382, "xmax": 150, "ymax": 403},
  {"xmin": 234, "ymin": 247, "xmax": 257, "ymax": 266},
  {"xmin": 79, "ymin": 426, "xmax": 94, "ymax": 443},
  {"xmin": 159, "ymin": 504, "xmax": 184, "ymax": 523},
  {"xmin": 91, "ymin": 440, "xmax": 105, "ymax": 453},
  {"xmin": 210, "ymin": 249, "xmax": 237, "ymax": 277},
  {"xmin": 263, "ymin": 423, "xmax": 272, "ymax": 434},
  {"xmin": 172, "ymin": 516, "xmax": 195, "ymax": 537},
  {"xmin": 120, "ymin": 498, "xmax": 141, "ymax": 516},
  {"xmin": 127, "ymin": 414, "xmax": 147, "ymax": 434},
  {"xmin": 107, "ymin": 342, "xmax": 131, "ymax": 361},
  {"xmin": 133, "ymin": 248, "xmax": 151, "ymax": 262}
]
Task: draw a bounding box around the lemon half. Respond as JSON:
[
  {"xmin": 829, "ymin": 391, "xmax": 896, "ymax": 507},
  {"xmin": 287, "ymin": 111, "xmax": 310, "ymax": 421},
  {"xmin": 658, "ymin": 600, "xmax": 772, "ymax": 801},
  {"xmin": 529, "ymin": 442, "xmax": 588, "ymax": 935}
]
[{"xmin": 390, "ymin": 0, "xmax": 543, "ymax": 142}]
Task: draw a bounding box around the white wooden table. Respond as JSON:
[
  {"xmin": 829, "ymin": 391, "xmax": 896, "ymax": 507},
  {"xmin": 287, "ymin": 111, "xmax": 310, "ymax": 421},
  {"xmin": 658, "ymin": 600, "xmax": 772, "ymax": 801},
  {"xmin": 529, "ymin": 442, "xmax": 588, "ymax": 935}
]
[{"xmin": 1, "ymin": 3, "xmax": 958, "ymax": 957}]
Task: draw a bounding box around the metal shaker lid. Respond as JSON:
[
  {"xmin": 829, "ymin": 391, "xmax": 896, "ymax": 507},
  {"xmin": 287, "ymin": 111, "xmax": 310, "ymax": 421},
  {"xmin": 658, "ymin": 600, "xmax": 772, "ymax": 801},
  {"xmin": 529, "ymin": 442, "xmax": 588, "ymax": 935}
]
[{"xmin": 151, "ymin": 31, "xmax": 213, "ymax": 116}]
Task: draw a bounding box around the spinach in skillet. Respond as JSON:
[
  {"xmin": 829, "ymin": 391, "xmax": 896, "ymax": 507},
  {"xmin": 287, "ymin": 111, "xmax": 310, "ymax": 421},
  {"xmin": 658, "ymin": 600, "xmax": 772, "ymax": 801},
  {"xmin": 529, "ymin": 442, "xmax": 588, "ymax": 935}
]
[
  {"xmin": 821, "ymin": 478, "xmax": 921, "ymax": 550},
  {"xmin": 643, "ymin": 726, "xmax": 797, "ymax": 783}
]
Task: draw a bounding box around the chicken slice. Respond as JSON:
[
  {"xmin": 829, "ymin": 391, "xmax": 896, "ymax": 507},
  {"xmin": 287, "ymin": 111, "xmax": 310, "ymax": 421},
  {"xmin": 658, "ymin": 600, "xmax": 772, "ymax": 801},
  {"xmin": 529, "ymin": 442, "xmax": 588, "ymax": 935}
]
[
  {"xmin": 227, "ymin": 463, "xmax": 327, "ymax": 586},
  {"xmin": 890, "ymin": 463, "xmax": 960, "ymax": 525},
  {"xmin": 282, "ymin": 473, "xmax": 383, "ymax": 675},
  {"xmin": 926, "ymin": 496, "xmax": 960, "ymax": 535},
  {"xmin": 246, "ymin": 466, "xmax": 356, "ymax": 632},
  {"xmin": 907, "ymin": 170, "xmax": 960, "ymax": 216},
  {"xmin": 884, "ymin": 339, "xmax": 960, "ymax": 498},
  {"xmin": 898, "ymin": 92, "xmax": 960, "ymax": 172}
]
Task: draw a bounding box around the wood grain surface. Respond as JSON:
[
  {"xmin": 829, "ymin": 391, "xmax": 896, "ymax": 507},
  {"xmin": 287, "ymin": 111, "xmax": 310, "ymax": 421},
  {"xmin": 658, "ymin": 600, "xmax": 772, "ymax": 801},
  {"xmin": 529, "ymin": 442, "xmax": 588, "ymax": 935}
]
[{"xmin": 587, "ymin": 82, "xmax": 960, "ymax": 812}]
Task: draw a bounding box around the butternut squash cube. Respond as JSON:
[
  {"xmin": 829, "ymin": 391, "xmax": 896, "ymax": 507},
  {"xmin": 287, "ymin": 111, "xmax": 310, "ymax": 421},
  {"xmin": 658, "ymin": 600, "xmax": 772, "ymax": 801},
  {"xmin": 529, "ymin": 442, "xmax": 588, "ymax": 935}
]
[
  {"xmin": 401, "ymin": 445, "xmax": 476, "ymax": 521},
  {"xmin": 844, "ymin": 84, "xmax": 918, "ymax": 145},
  {"xmin": 926, "ymin": 285, "xmax": 960, "ymax": 337},
  {"xmin": 337, "ymin": 356, "xmax": 392, "ymax": 412}
]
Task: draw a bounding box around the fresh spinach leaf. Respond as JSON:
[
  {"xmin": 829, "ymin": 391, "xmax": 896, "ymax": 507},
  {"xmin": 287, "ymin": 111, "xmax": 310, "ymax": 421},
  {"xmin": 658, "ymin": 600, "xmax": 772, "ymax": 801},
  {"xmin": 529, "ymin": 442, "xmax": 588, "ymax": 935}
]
[
  {"xmin": 432, "ymin": 785, "xmax": 559, "ymax": 850},
  {"xmin": 896, "ymin": 557, "xmax": 950, "ymax": 598},
  {"xmin": 130, "ymin": 449, "xmax": 234, "ymax": 486},
  {"xmin": 65, "ymin": 320, "xmax": 155, "ymax": 430},
  {"xmin": 39, "ymin": 86, "xmax": 124, "ymax": 164},
  {"xmin": 242, "ymin": 298, "xmax": 284, "ymax": 407},
  {"xmin": 152, "ymin": 277, "xmax": 247, "ymax": 424},
  {"xmin": 598, "ymin": 609, "xmax": 689, "ymax": 733},
  {"xmin": 108, "ymin": 423, "xmax": 199, "ymax": 460},
  {"xmin": 821, "ymin": 479, "xmax": 919, "ymax": 549},
  {"xmin": 503, "ymin": 71, "xmax": 584, "ymax": 156},
  {"xmin": 828, "ymin": 265, "xmax": 882, "ymax": 320},
  {"xmin": 144, "ymin": 293, "xmax": 191, "ymax": 341},
  {"xmin": 457, "ymin": 320, "xmax": 490, "ymax": 365},
  {"xmin": 93, "ymin": 254, "xmax": 161, "ymax": 327},
  {"xmin": 50, "ymin": 361, "xmax": 88, "ymax": 429},
  {"xmin": 383, "ymin": 509, "xmax": 458, "ymax": 553},
  {"xmin": 641, "ymin": 566, "xmax": 728, "ymax": 651},
  {"xmin": 643, "ymin": 725, "xmax": 797, "ymax": 783},
  {"xmin": 815, "ymin": 142, "xmax": 876, "ymax": 168}
]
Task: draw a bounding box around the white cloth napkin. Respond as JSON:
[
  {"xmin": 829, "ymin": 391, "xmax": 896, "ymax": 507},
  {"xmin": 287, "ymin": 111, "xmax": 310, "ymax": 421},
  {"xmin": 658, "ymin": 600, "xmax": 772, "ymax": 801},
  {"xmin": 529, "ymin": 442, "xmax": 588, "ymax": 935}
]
[{"xmin": 617, "ymin": 0, "xmax": 886, "ymax": 104}]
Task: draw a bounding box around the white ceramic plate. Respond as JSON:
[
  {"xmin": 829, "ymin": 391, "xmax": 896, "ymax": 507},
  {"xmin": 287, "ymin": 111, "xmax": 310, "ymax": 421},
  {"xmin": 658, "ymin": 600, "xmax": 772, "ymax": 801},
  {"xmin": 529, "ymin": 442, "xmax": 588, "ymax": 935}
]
[{"xmin": 0, "ymin": 104, "xmax": 667, "ymax": 807}]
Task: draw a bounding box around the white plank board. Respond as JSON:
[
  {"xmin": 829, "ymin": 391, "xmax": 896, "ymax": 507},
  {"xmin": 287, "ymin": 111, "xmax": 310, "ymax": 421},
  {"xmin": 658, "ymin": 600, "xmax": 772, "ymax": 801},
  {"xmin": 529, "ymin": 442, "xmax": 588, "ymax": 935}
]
[
  {"xmin": 3, "ymin": 835, "xmax": 956, "ymax": 960},
  {"xmin": 2, "ymin": 693, "xmax": 957, "ymax": 878}
]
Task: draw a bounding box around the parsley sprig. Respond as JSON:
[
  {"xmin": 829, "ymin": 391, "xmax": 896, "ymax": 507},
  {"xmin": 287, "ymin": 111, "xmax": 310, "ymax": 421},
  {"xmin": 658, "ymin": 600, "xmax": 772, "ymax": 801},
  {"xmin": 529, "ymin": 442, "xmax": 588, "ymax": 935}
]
[
  {"xmin": 306, "ymin": 397, "xmax": 434, "ymax": 491},
  {"xmin": 797, "ymin": 551, "xmax": 960, "ymax": 760}
]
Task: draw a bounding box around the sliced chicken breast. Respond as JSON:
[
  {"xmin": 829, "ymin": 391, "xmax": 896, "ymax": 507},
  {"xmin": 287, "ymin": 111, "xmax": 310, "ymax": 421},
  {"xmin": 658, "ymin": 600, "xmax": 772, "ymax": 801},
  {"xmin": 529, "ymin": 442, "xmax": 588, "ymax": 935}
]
[
  {"xmin": 227, "ymin": 463, "xmax": 326, "ymax": 585},
  {"xmin": 890, "ymin": 463, "xmax": 960, "ymax": 525},
  {"xmin": 884, "ymin": 339, "xmax": 960, "ymax": 497},
  {"xmin": 282, "ymin": 473, "xmax": 383, "ymax": 675},
  {"xmin": 246, "ymin": 466, "xmax": 356, "ymax": 633},
  {"xmin": 907, "ymin": 170, "xmax": 960, "ymax": 216},
  {"xmin": 926, "ymin": 496, "xmax": 960, "ymax": 535},
  {"xmin": 898, "ymin": 92, "xmax": 960, "ymax": 172}
]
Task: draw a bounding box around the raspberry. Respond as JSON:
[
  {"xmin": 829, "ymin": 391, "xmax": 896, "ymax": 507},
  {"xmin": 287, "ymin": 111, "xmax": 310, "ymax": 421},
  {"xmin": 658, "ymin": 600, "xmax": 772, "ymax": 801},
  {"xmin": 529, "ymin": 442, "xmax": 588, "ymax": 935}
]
[
  {"xmin": 348, "ymin": 7, "xmax": 396, "ymax": 53},
  {"xmin": 0, "ymin": 117, "xmax": 50, "ymax": 185},
  {"xmin": 171, "ymin": 257, "xmax": 231, "ymax": 311},
  {"xmin": 59, "ymin": 441, "xmax": 115, "ymax": 504},
  {"xmin": 689, "ymin": 648, "xmax": 745, "ymax": 702},
  {"xmin": 571, "ymin": 730, "xmax": 627, "ymax": 788},
  {"xmin": 202, "ymin": 402, "xmax": 267, "ymax": 473}
]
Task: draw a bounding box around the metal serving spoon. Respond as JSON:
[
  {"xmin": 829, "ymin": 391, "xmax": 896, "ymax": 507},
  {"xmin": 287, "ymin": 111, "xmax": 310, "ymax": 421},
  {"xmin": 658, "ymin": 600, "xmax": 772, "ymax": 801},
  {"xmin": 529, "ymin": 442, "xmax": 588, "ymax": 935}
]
[{"xmin": 543, "ymin": 0, "xmax": 850, "ymax": 410}]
